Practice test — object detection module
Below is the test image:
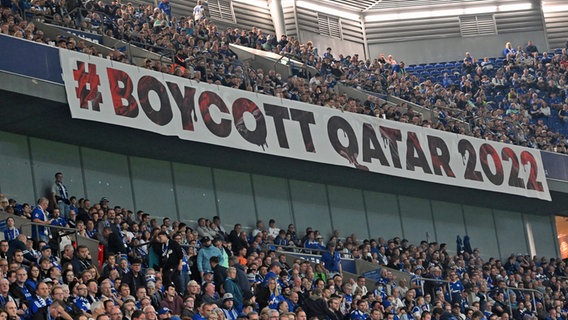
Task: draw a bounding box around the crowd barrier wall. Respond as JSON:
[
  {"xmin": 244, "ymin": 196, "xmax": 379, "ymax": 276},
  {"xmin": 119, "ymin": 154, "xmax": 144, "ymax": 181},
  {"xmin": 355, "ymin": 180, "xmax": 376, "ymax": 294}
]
[{"xmin": 0, "ymin": 130, "xmax": 560, "ymax": 260}]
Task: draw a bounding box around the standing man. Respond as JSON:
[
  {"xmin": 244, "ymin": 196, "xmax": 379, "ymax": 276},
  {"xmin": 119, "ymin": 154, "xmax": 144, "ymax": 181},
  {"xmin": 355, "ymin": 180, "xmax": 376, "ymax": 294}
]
[
  {"xmin": 158, "ymin": 0, "xmax": 171, "ymax": 20},
  {"xmin": 321, "ymin": 241, "xmax": 342, "ymax": 277},
  {"xmin": 157, "ymin": 231, "xmax": 184, "ymax": 293},
  {"xmin": 51, "ymin": 172, "xmax": 71, "ymax": 219},
  {"xmin": 32, "ymin": 197, "xmax": 52, "ymax": 242}
]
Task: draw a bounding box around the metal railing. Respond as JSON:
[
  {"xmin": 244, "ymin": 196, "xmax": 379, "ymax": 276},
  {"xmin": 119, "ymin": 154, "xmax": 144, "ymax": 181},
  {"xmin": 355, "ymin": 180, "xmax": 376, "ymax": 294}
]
[
  {"xmin": 11, "ymin": 219, "xmax": 101, "ymax": 268},
  {"xmin": 498, "ymin": 286, "xmax": 542, "ymax": 315},
  {"xmin": 20, "ymin": 221, "xmax": 82, "ymax": 246}
]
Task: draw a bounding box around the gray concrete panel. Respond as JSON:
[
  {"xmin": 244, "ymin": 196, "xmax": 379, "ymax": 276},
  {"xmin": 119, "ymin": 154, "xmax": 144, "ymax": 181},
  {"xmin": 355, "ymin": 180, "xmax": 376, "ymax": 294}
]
[
  {"xmin": 328, "ymin": 185, "xmax": 369, "ymax": 240},
  {"xmin": 364, "ymin": 191, "xmax": 402, "ymax": 240}
]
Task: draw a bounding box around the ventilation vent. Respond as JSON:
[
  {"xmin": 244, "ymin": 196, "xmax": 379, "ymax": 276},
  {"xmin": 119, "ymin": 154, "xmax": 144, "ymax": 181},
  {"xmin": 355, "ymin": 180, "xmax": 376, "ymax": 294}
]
[
  {"xmin": 318, "ymin": 14, "xmax": 342, "ymax": 39},
  {"xmin": 459, "ymin": 14, "xmax": 496, "ymax": 37},
  {"xmin": 208, "ymin": 0, "xmax": 235, "ymax": 23}
]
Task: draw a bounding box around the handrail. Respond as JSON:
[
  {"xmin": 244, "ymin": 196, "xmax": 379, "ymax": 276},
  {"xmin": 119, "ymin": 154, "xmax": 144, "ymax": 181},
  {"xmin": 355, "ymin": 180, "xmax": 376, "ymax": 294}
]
[
  {"xmin": 498, "ymin": 286, "xmax": 542, "ymax": 316},
  {"xmin": 412, "ymin": 276, "xmax": 453, "ymax": 303},
  {"xmin": 20, "ymin": 221, "xmax": 80, "ymax": 235},
  {"xmin": 269, "ymin": 243, "xmax": 329, "ymax": 255},
  {"xmin": 19, "ymin": 221, "xmax": 82, "ymax": 259}
]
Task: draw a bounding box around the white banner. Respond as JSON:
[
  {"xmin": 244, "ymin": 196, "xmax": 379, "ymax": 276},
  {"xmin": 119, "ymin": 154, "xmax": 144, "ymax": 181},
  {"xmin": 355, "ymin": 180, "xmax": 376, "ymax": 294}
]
[{"xmin": 60, "ymin": 50, "xmax": 551, "ymax": 201}]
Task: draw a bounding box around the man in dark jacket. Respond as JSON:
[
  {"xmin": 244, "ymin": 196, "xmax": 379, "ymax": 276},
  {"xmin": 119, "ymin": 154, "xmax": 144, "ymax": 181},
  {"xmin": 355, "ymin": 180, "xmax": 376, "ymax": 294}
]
[
  {"xmin": 210, "ymin": 256, "xmax": 227, "ymax": 293},
  {"xmin": 228, "ymin": 256, "xmax": 252, "ymax": 299},
  {"xmin": 157, "ymin": 231, "xmax": 184, "ymax": 293},
  {"xmin": 123, "ymin": 257, "xmax": 146, "ymax": 294},
  {"xmin": 303, "ymin": 289, "xmax": 328, "ymax": 319}
]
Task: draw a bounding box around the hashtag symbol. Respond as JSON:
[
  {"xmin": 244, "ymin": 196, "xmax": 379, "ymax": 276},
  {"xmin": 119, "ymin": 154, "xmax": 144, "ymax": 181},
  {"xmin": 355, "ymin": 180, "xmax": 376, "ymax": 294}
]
[{"xmin": 73, "ymin": 61, "xmax": 102, "ymax": 111}]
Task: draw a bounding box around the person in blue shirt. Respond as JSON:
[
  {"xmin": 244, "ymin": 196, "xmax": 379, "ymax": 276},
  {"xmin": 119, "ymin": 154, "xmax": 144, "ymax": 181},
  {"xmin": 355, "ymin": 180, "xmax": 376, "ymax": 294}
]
[
  {"xmin": 321, "ymin": 241, "xmax": 342, "ymax": 276},
  {"xmin": 73, "ymin": 283, "xmax": 91, "ymax": 313},
  {"xmin": 351, "ymin": 299, "xmax": 370, "ymax": 320},
  {"xmin": 262, "ymin": 262, "xmax": 282, "ymax": 287},
  {"xmin": 30, "ymin": 282, "xmax": 52, "ymax": 314},
  {"xmin": 3, "ymin": 217, "xmax": 20, "ymax": 242},
  {"xmin": 31, "ymin": 197, "xmax": 52, "ymax": 242},
  {"xmin": 50, "ymin": 209, "xmax": 68, "ymax": 228},
  {"xmin": 449, "ymin": 273, "xmax": 465, "ymax": 303},
  {"xmin": 158, "ymin": 0, "xmax": 172, "ymax": 20},
  {"xmin": 304, "ymin": 231, "xmax": 325, "ymax": 252},
  {"xmin": 12, "ymin": 267, "xmax": 34, "ymax": 305}
]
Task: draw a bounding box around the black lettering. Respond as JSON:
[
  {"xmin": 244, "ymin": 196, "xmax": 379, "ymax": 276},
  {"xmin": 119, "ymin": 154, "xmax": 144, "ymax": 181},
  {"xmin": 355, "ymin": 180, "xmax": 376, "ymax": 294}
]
[
  {"xmin": 406, "ymin": 132, "xmax": 432, "ymax": 174},
  {"xmin": 327, "ymin": 116, "xmax": 368, "ymax": 171},
  {"xmin": 379, "ymin": 126, "xmax": 402, "ymax": 169},
  {"xmin": 458, "ymin": 139, "xmax": 483, "ymax": 181},
  {"xmin": 479, "ymin": 144, "xmax": 504, "ymax": 185},
  {"xmin": 427, "ymin": 135, "xmax": 455, "ymax": 177},
  {"xmin": 501, "ymin": 147, "xmax": 524, "ymax": 188},
  {"xmin": 264, "ymin": 103, "xmax": 290, "ymax": 149},
  {"xmin": 167, "ymin": 82, "xmax": 197, "ymax": 131},
  {"xmin": 362, "ymin": 123, "xmax": 389, "ymax": 166},
  {"xmin": 290, "ymin": 109, "xmax": 316, "ymax": 153},
  {"xmin": 137, "ymin": 76, "xmax": 172, "ymax": 126},
  {"xmin": 232, "ymin": 98, "xmax": 267, "ymax": 148}
]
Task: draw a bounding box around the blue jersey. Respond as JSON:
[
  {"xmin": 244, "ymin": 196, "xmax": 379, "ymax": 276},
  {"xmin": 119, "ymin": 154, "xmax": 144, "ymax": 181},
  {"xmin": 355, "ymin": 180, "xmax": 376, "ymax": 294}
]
[
  {"xmin": 350, "ymin": 310, "xmax": 369, "ymax": 320},
  {"xmin": 304, "ymin": 240, "xmax": 324, "ymax": 251},
  {"xmin": 4, "ymin": 227, "xmax": 20, "ymax": 241},
  {"xmin": 450, "ymin": 280, "xmax": 464, "ymax": 294},
  {"xmin": 75, "ymin": 296, "xmax": 90, "ymax": 312},
  {"xmin": 31, "ymin": 296, "xmax": 51, "ymax": 314},
  {"xmin": 50, "ymin": 217, "xmax": 67, "ymax": 227},
  {"xmin": 181, "ymin": 255, "xmax": 190, "ymax": 272},
  {"xmin": 17, "ymin": 284, "xmax": 33, "ymax": 302},
  {"xmin": 321, "ymin": 251, "xmax": 341, "ymax": 273},
  {"xmin": 86, "ymin": 229, "xmax": 97, "ymax": 239},
  {"xmin": 268, "ymin": 293, "xmax": 284, "ymax": 310},
  {"xmin": 31, "ymin": 207, "xmax": 48, "ymax": 239}
]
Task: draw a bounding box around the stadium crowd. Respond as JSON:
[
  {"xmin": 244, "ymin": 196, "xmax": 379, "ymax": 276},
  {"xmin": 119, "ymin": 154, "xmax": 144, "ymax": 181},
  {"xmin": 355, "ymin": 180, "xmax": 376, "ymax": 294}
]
[
  {"xmin": 2, "ymin": 0, "xmax": 568, "ymax": 154},
  {"xmin": 0, "ymin": 165, "xmax": 564, "ymax": 320}
]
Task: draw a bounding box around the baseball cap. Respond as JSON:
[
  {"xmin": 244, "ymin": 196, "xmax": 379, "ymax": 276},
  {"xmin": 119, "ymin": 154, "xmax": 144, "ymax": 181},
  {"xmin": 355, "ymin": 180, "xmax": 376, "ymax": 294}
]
[
  {"xmin": 223, "ymin": 293, "xmax": 234, "ymax": 300},
  {"xmin": 42, "ymin": 278, "xmax": 54, "ymax": 284},
  {"xmin": 158, "ymin": 307, "xmax": 171, "ymax": 315}
]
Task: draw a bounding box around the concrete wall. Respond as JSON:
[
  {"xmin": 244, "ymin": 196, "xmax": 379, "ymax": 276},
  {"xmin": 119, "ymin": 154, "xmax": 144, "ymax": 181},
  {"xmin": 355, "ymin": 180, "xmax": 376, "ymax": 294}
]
[
  {"xmin": 0, "ymin": 130, "xmax": 559, "ymax": 260},
  {"xmin": 368, "ymin": 30, "xmax": 548, "ymax": 65},
  {"xmin": 299, "ymin": 30, "xmax": 365, "ymax": 58}
]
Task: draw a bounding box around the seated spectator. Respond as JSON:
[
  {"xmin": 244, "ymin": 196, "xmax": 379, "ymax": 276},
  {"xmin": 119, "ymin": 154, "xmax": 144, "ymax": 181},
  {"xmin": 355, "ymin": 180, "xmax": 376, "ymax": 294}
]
[{"xmin": 559, "ymin": 104, "xmax": 568, "ymax": 122}]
